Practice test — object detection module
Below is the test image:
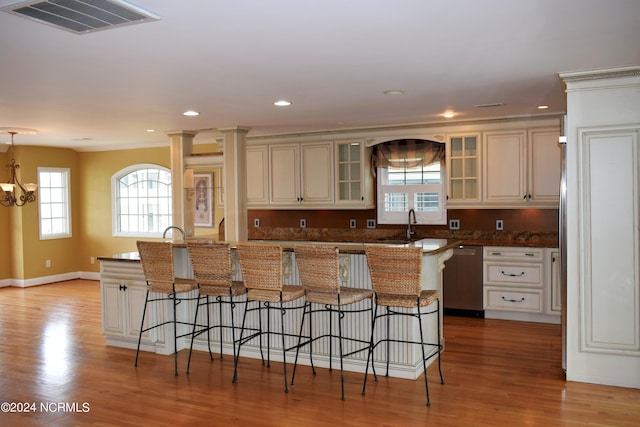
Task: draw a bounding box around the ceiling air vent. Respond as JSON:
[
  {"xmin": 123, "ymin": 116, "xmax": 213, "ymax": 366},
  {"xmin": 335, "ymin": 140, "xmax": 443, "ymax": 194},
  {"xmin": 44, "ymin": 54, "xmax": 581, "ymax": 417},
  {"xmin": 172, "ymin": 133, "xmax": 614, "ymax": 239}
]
[{"xmin": 2, "ymin": 0, "xmax": 160, "ymax": 34}]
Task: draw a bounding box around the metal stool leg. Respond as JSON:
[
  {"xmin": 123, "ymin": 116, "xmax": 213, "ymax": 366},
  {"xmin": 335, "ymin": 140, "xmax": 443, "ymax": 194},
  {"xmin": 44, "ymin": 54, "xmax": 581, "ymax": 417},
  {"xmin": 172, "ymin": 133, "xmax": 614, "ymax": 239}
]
[{"xmin": 134, "ymin": 287, "xmax": 151, "ymax": 367}]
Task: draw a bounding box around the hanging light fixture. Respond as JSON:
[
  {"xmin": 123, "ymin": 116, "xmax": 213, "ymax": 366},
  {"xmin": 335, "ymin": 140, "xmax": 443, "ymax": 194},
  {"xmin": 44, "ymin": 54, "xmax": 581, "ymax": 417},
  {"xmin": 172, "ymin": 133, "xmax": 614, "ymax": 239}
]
[{"xmin": 0, "ymin": 128, "xmax": 38, "ymax": 207}]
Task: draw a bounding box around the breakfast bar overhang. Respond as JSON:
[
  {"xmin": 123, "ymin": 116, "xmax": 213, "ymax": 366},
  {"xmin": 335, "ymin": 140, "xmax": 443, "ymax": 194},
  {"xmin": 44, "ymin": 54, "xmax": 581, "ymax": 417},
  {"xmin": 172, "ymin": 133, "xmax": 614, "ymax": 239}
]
[{"xmin": 98, "ymin": 238, "xmax": 458, "ymax": 380}]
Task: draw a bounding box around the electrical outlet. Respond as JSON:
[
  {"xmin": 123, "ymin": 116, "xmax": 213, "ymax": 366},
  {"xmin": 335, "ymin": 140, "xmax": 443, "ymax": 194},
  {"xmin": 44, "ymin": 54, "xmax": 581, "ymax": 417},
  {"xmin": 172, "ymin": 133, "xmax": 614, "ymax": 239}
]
[
  {"xmin": 90, "ymin": 256, "xmax": 95, "ymax": 264},
  {"xmin": 449, "ymin": 219, "xmax": 460, "ymax": 230},
  {"xmin": 349, "ymin": 219, "xmax": 356, "ymax": 229},
  {"xmin": 366, "ymin": 219, "xmax": 376, "ymax": 229},
  {"xmin": 254, "ymin": 218, "xmax": 260, "ymax": 228},
  {"xmin": 45, "ymin": 259, "xmax": 51, "ymax": 268},
  {"xmin": 300, "ymin": 219, "xmax": 306, "ymax": 228},
  {"xmin": 496, "ymin": 219, "xmax": 504, "ymax": 230}
]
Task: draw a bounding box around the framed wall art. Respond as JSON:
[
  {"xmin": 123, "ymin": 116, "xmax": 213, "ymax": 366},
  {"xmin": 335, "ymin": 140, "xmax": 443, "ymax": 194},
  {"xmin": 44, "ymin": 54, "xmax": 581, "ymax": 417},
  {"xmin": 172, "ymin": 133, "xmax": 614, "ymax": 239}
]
[{"xmin": 193, "ymin": 172, "xmax": 214, "ymax": 227}]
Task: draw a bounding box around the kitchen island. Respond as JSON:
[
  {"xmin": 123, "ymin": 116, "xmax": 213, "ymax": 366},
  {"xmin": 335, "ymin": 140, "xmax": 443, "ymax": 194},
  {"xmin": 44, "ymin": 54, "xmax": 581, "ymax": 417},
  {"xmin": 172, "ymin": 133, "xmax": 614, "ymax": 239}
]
[{"xmin": 98, "ymin": 238, "xmax": 458, "ymax": 379}]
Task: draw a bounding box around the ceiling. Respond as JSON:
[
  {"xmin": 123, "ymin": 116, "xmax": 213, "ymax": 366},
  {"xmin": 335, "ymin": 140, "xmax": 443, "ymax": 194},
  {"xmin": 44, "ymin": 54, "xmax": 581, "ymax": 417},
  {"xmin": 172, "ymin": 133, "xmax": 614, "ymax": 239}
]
[{"xmin": 0, "ymin": 0, "xmax": 638, "ymax": 151}]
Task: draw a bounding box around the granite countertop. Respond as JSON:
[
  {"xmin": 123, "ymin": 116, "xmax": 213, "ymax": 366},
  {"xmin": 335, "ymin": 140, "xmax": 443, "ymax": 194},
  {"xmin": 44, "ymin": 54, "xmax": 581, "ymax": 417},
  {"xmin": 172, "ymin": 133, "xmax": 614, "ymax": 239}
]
[{"xmin": 97, "ymin": 238, "xmax": 462, "ymax": 262}]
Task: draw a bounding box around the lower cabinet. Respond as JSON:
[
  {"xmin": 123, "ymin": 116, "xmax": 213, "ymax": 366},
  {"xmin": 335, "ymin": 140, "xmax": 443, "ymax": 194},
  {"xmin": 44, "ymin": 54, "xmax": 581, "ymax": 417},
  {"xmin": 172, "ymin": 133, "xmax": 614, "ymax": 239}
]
[
  {"xmin": 100, "ymin": 260, "xmax": 174, "ymax": 354},
  {"xmin": 483, "ymin": 246, "xmax": 560, "ymax": 323}
]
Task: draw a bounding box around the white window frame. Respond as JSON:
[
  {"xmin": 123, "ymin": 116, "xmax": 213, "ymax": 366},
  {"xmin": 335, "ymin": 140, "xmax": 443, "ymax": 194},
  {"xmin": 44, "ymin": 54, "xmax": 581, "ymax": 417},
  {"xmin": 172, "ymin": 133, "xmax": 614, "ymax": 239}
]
[
  {"xmin": 38, "ymin": 167, "xmax": 72, "ymax": 240},
  {"xmin": 376, "ymin": 163, "xmax": 447, "ymax": 225},
  {"xmin": 112, "ymin": 164, "xmax": 172, "ymax": 238}
]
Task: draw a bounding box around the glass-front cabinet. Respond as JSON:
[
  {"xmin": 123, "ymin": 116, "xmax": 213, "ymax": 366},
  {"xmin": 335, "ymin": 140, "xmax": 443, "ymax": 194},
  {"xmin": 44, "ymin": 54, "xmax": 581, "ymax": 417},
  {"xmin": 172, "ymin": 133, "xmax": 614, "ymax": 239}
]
[
  {"xmin": 335, "ymin": 139, "xmax": 374, "ymax": 207},
  {"xmin": 447, "ymin": 134, "xmax": 481, "ymax": 205}
]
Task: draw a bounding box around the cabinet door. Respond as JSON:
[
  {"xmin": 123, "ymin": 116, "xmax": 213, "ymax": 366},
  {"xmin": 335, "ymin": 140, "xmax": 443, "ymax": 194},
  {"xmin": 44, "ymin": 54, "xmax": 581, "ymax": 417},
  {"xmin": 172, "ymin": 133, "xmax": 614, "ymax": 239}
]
[
  {"xmin": 548, "ymin": 249, "xmax": 561, "ymax": 314},
  {"xmin": 101, "ymin": 279, "xmax": 125, "ymax": 336},
  {"xmin": 300, "ymin": 142, "xmax": 333, "ymax": 204},
  {"xmin": 269, "ymin": 144, "xmax": 300, "ymax": 204},
  {"xmin": 246, "ymin": 145, "xmax": 269, "ymax": 206},
  {"xmin": 447, "ymin": 134, "xmax": 481, "ymax": 205},
  {"xmin": 528, "ymin": 128, "xmax": 561, "ymax": 203},
  {"xmin": 483, "ymin": 131, "xmax": 526, "ymax": 204},
  {"xmin": 125, "ymin": 281, "xmax": 155, "ymax": 342}
]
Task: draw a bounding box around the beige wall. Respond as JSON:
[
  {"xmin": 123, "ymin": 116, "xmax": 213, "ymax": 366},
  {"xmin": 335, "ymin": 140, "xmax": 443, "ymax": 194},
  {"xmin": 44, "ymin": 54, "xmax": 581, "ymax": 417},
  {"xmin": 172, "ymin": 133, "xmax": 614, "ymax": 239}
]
[
  {"xmin": 0, "ymin": 142, "xmax": 227, "ymax": 282},
  {"xmin": 4, "ymin": 146, "xmax": 79, "ymax": 280},
  {"xmin": 77, "ymin": 146, "xmax": 170, "ymax": 273}
]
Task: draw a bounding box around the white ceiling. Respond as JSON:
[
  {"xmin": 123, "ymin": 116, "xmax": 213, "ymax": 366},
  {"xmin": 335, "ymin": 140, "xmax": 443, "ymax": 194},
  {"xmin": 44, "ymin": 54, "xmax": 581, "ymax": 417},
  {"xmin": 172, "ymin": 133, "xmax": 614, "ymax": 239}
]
[{"xmin": 0, "ymin": 0, "xmax": 638, "ymax": 151}]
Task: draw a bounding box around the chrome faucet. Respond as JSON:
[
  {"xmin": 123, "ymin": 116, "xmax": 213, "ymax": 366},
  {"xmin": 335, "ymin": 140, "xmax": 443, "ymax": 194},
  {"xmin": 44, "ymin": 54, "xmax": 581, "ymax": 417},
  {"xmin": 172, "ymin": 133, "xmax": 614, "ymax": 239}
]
[
  {"xmin": 162, "ymin": 225, "xmax": 185, "ymax": 240},
  {"xmin": 407, "ymin": 208, "xmax": 417, "ymax": 239}
]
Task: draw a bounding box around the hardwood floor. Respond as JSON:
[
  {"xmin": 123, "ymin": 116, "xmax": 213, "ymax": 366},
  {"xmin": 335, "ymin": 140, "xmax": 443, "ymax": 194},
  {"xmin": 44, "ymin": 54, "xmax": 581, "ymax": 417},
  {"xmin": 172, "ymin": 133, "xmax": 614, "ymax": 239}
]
[{"xmin": 0, "ymin": 279, "xmax": 638, "ymax": 426}]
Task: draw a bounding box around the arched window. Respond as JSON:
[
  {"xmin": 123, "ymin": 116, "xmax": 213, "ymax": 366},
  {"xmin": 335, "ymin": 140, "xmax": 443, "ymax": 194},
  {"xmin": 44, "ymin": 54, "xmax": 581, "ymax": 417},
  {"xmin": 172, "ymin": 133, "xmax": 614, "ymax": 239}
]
[{"xmin": 112, "ymin": 164, "xmax": 172, "ymax": 237}]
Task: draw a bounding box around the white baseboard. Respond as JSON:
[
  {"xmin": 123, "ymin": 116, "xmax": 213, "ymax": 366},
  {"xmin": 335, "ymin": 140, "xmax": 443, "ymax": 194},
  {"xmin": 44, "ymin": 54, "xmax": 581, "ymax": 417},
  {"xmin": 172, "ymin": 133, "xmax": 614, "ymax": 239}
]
[{"xmin": 1, "ymin": 271, "xmax": 100, "ymax": 288}]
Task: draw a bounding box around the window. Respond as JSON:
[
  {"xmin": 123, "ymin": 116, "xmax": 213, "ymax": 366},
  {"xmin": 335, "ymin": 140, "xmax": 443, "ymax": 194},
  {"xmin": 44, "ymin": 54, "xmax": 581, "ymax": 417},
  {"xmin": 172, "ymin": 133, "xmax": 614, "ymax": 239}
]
[
  {"xmin": 112, "ymin": 165, "xmax": 172, "ymax": 237},
  {"xmin": 38, "ymin": 167, "xmax": 71, "ymax": 239},
  {"xmin": 374, "ymin": 139, "xmax": 447, "ymax": 225}
]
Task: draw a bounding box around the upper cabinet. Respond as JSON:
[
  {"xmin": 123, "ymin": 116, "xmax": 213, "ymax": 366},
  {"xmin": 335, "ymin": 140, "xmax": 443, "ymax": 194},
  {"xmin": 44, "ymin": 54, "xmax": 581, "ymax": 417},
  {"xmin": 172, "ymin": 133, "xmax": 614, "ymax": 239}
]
[
  {"xmin": 335, "ymin": 139, "xmax": 374, "ymax": 208},
  {"xmin": 270, "ymin": 142, "xmax": 333, "ymax": 206},
  {"xmin": 246, "ymin": 145, "xmax": 269, "ymax": 206},
  {"xmin": 483, "ymin": 130, "xmax": 527, "ymax": 204},
  {"xmin": 527, "ymin": 128, "xmax": 562, "ymax": 204},
  {"xmin": 248, "ymin": 118, "xmax": 560, "ymax": 210},
  {"xmin": 446, "ymin": 134, "xmax": 481, "ymax": 206},
  {"xmin": 480, "ymin": 127, "xmax": 560, "ymax": 207}
]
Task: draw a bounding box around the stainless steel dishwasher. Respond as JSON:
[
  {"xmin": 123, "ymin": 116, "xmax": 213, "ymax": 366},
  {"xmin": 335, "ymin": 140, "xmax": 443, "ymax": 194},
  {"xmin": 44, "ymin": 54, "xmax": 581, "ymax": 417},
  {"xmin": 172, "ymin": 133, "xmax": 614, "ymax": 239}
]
[{"xmin": 442, "ymin": 245, "xmax": 484, "ymax": 317}]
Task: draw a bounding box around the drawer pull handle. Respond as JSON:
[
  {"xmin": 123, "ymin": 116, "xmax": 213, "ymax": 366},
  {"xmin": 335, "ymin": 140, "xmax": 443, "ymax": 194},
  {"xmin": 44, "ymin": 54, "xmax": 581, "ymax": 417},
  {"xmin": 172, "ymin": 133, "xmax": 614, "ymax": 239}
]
[
  {"xmin": 119, "ymin": 284, "xmax": 128, "ymax": 291},
  {"xmin": 501, "ymin": 270, "xmax": 525, "ymax": 277},
  {"xmin": 502, "ymin": 296, "xmax": 525, "ymax": 303},
  {"xmin": 525, "ymin": 253, "xmax": 535, "ymax": 257},
  {"xmin": 491, "ymin": 252, "xmax": 501, "ymax": 256}
]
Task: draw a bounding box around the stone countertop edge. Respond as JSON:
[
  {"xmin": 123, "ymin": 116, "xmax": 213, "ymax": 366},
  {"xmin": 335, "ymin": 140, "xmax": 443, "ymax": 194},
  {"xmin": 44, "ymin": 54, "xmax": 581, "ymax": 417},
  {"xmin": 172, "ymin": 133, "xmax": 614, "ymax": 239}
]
[
  {"xmin": 98, "ymin": 238, "xmax": 463, "ymax": 261},
  {"xmin": 98, "ymin": 237, "xmax": 559, "ymax": 263}
]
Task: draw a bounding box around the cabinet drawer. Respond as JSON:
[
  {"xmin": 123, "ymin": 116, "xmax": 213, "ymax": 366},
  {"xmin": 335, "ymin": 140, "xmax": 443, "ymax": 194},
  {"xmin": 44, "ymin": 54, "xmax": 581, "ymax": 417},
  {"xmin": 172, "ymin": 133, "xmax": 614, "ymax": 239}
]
[
  {"xmin": 484, "ymin": 262, "xmax": 543, "ymax": 287},
  {"xmin": 484, "ymin": 287, "xmax": 543, "ymax": 312},
  {"xmin": 483, "ymin": 246, "xmax": 544, "ymax": 262}
]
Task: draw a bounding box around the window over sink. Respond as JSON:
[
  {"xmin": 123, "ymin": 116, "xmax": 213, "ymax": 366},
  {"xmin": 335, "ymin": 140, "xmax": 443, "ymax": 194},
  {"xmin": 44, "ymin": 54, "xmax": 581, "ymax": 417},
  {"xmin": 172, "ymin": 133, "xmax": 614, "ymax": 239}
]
[{"xmin": 373, "ymin": 139, "xmax": 447, "ymax": 225}]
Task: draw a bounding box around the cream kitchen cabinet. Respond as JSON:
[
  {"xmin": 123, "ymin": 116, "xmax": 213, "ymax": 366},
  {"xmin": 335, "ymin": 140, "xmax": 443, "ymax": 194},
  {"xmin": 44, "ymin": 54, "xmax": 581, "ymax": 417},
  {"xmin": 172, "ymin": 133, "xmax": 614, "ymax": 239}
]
[
  {"xmin": 246, "ymin": 144, "xmax": 269, "ymax": 206},
  {"xmin": 547, "ymin": 248, "xmax": 561, "ymax": 314},
  {"xmin": 269, "ymin": 141, "xmax": 334, "ymax": 206},
  {"xmin": 334, "ymin": 139, "xmax": 374, "ymax": 208},
  {"xmin": 100, "ymin": 260, "xmax": 165, "ymax": 352},
  {"xmin": 483, "ymin": 246, "xmax": 560, "ymax": 323},
  {"xmin": 446, "ymin": 134, "xmax": 481, "ymax": 206},
  {"xmin": 482, "ymin": 128, "xmax": 560, "ymax": 207}
]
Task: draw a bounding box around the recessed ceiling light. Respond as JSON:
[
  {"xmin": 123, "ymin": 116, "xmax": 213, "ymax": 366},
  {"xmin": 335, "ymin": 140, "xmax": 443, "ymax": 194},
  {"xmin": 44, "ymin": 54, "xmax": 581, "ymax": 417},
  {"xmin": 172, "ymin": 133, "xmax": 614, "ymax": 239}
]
[
  {"xmin": 146, "ymin": 129, "xmax": 155, "ymax": 133},
  {"xmin": 383, "ymin": 90, "xmax": 405, "ymax": 95},
  {"xmin": 183, "ymin": 110, "xmax": 200, "ymax": 116},
  {"xmin": 443, "ymin": 112, "xmax": 455, "ymax": 119},
  {"xmin": 274, "ymin": 100, "xmax": 292, "ymax": 106},
  {"xmin": 537, "ymin": 105, "xmax": 549, "ymax": 110}
]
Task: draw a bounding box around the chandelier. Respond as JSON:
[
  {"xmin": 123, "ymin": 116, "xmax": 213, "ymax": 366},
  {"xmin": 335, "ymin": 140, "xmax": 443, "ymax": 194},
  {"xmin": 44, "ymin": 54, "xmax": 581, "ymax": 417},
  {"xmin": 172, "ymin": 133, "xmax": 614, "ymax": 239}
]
[{"xmin": 0, "ymin": 128, "xmax": 38, "ymax": 207}]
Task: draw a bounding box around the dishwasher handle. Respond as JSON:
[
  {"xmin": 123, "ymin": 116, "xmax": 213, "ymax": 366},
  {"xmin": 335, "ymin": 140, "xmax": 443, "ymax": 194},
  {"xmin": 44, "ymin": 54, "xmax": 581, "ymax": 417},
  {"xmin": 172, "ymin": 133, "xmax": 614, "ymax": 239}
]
[{"xmin": 452, "ymin": 247, "xmax": 478, "ymax": 256}]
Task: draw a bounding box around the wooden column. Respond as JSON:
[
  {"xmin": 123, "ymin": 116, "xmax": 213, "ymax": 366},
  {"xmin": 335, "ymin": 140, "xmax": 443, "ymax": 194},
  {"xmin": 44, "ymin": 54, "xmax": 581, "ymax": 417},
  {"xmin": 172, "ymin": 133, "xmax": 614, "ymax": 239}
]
[{"xmin": 220, "ymin": 127, "xmax": 251, "ymax": 242}]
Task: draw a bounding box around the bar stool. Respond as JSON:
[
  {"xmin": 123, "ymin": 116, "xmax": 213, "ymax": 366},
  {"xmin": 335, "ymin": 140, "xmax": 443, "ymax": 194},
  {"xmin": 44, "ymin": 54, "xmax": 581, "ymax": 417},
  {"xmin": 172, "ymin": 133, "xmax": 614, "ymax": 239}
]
[
  {"xmin": 186, "ymin": 242, "xmax": 247, "ymax": 374},
  {"xmin": 362, "ymin": 245, "xmax": 444, "ymax": 406},
  {"xmin": 232, "ymin": 243, "xmax": 305, "ymax": 393},
  {"xmin": 290, "ymin": 245, "xmax": 374, "ymax": 400},
  {"xmin": 135, "ymin": 241, "xmax": 199, "ymax": 376}
]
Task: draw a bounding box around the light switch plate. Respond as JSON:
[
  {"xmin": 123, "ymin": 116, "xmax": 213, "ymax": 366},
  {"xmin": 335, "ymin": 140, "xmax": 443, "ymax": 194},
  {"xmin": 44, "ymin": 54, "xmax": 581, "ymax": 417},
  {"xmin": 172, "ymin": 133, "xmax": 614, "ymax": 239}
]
[
  {"xmin": 366, "ymin": 219, "xmax": 376, "ymax": 229},
  {"xmin": 449, "ymin": 219, "xmax": 460, "ymax": 230}
]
